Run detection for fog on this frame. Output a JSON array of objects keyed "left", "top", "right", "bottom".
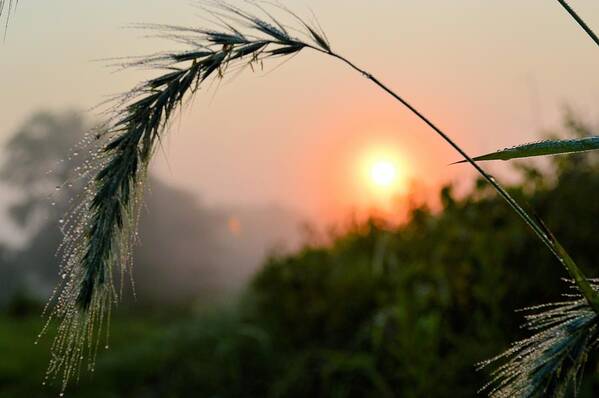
[{"left": 0, "top": 111, "right": 304, "bottom": 306}]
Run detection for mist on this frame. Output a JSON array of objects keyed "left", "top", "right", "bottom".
[{"left": 0, "top": 111, "right": 304, "bottom": 307}]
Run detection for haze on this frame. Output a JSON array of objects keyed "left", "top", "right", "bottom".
[{"left": 1, "top": 0, "right": 598, "bottom": 223}]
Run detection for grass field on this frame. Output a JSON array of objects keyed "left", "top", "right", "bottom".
[{"left": 0, "top": 312, "right": 175, "bottom": 397}]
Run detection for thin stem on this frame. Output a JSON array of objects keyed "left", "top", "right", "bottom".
[
  {"left": 556, "top": 0, "right": 599, "bottom": 48},
  {"left": 306, "top": 45, "right": 599, "bottom": 313}
]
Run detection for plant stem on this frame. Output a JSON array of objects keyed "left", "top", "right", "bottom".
[
  {"left": 307, "top": 45, "right": 599, "bottom": 313},
  {"left": 556, "top": 0, "right": 599, "bottom": 48}
]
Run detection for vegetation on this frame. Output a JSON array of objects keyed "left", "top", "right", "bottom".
[
  {"left": 2, "top": 0, "right": 597, "bottom": 396},
  {"left": 2, "top": 116, "right": 598, "bottom": 397},
  {"left": 0, "top": 0, "right": 17, "bottom": 33}
]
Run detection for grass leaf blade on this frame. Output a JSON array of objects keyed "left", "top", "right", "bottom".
[{"left": 454, "top": 136, "right": 599, "bottom": 163}]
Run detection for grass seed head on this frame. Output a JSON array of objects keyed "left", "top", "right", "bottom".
[{"left": 44, "top": 1, "right": 333, "bottom": 392}]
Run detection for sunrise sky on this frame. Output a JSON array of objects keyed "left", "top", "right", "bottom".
[{"left": 1, "top": 0, "right": 598, "bottom": 223}]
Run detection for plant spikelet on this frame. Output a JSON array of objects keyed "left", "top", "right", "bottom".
[
  {"left": 42, "top": 1, "right": 332, "bottom": 392},
  {"left": 480, "top": 280, "right": 599, "bottom": 398}
]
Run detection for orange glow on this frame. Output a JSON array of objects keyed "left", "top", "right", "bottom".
[
  {"left": 360, "top": 147, "right": 406, "bottom": 197},
  {"left": 227, "top": 216, "right": 242, "bottom": 236},
  {"left": 299, "top": 125, "right": 417, "bottom": 223},
  {"left": 370, "top": 161, "right": 397, "bottom": 187}
]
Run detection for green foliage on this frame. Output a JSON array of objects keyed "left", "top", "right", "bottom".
[
  {"left": 244, "top": 135, "right": 599, "bottom": 397},
  {"left": 21, "top": 0, "right": 596, "bottom": 394},
  {"left": 99, "top": 311, "right": 274, "bottom": 398},
  {"left": 456, "top": 136, "right": 599, "bottom": 163},
  {"left": 3, "top": 132, "right": 598, "bottom": 396},
  {"left": 481, "top": 287, "right": 599, "bottom": 398}
]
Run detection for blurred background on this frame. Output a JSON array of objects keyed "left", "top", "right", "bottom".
[{"left": 1, "top": 1, "right": 599, "bottom": 397}]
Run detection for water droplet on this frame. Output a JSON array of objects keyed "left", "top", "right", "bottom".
[
  {"left": 55, "top": 186, "right": 61, "bottom": 191},
  {"left": 104, "top": 345, "right": 109, "bottom": 350},
  {"left": 58, "top": 219, "right": 64, "bottom": 224}
]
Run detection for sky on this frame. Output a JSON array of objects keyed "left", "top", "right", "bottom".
[{"left": 1, "top": 0, "right": 598, "bottom": 224}]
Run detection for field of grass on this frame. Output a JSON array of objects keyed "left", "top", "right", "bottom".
[
  {"left": 0, "top": 312, "right": 175, "bottom": 397},
  {"left": 2, "top": 137, "right": 598, "bottom": 397}
]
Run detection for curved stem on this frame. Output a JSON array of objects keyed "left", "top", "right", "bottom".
[
  {"left": 306, "top": 45, "right": 599, "bottom": 312},
  {"left": 556, "top": 0, "right": 599, "bottom": 48}
]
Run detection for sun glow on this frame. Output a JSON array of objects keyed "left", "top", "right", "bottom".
[
  {"left": 324, "top": 139, "right": 411, "bottom": 221},
  {"left": 370, "top": 161, "right": 397, "bottom": 187},
  {"left": 361, "top": 148, "right": 405, "bottom": 195}
]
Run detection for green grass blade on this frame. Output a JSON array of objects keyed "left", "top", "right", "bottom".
[{"left": 454, "top": 136, "right": 599, "bottom": 163}]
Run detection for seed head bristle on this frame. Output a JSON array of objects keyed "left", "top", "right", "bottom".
[
  {"left": 480, "top": 280, "right": 599, "bottom": 397},
  {"left": 44, "top": 1, "right": 333, "bottom": 392},
  {"left": 1, "top": 0, "right": 18, "bottom": 35}
]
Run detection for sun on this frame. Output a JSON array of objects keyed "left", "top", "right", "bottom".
[
  {"left": 370, "top": 160, "right": 397, "bottom": 188},
  {"left": 354, "top": 144, "right": 408, "bottom": 203}
]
